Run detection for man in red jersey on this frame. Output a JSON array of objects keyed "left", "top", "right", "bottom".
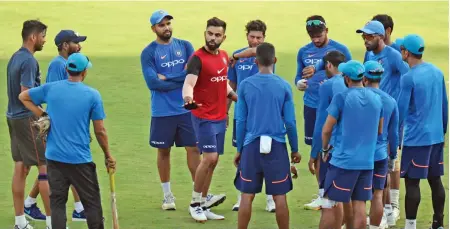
[{"left": 182, "top": 17, "right": 237, "bottom": 223}]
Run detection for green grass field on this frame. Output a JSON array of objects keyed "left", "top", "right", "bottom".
[{"left": 0, "top": 1, "right": 449, "bottom": 229}]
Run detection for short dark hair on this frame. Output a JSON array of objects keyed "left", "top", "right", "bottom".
[
  {"left": 245, "top": 20, "right": 267, "bottom": 36},
  {"left": 306, "top": 15, "right": 326, "bottom": 34},
  {"left": 256, "top": 42, "right": 275, "bottom": 67},
  {"left": 21, "top": 20, "right": 47, "bottom": 41},
  {"left": 400, "top": 46, "right": 423, "bottom": 59},
  {"left": 67, "top": 69, "right": 83, "bottom": 76},
  {"left": 366, "top": 77, "right": 382, "bottom": 83},
  {"left": 323, "top": 51, "right": 346, "bottom": 67},
  {"left": 206, "top": 17, "right": 227, "bottom": 32},
  {"left": 372, "top": 14, "right": 394, "bottom": 33}
]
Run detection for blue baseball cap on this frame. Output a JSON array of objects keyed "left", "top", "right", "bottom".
[
  {"left": 398, "top": 34, "right": 425, "bottom": 55},
  {"left": 54, "top": 30, "right": 87, "bottom": 46},
  {"left": 356, "top": 21, "right": 385, "bottom": 36},
  {"left": 67, "top": 53, "right": 92, "bottom": 72},
  {"left": 150, "top": 10, "right": 173, "bottom": 26},
  {"left": 363, "top": 61, "right": 384, "bottom": 79},
  {"left": 338, "top": 60, "right": 365, "bottom": 80}
]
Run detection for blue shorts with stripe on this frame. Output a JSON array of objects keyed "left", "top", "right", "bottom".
[
  {"left": 400, "top": 143, "right": 444, "bottom": 179},
  {"left": 234, "top": 137, "right": 293, "bottom": 195},
  {"left": 373, "top": 158, "right": 388, "bottom": 190}
]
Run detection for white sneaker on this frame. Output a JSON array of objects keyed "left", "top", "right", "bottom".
[
  {"left": 232, "top": 195, "right": 241, "bottom": 211},
  {"left": 204, "top": 193, "right": 226, "bottom": 209},
  {"left": 189, "top": 205, "right": 207, "bottom": 223},
  {"left": 162, "top": 193, "right": 176, "bottom": 210},
  {"left": 387, "top": 207, "right": 400, "bottom": 226},
  {"left": 15, "top": 224, "right": 33, "bottom": 229},
  {"left": 303, "top": 195, "right": 322, "bottom": 210},
  {"left": 204, "top": 209, "right": 225, "bottom": 220},
  {"left": 379, "top": 212, "right": 389, "bottom": 229},
  {"left": 265, "top": 198, "right": 276, "bottom": 213}
]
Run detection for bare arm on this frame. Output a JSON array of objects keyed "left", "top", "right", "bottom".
[
  {"left": 93, "top": 120, "right": 112, "bottom": 158},
  {"left": 182, "top": 74, "right": 198, "bottom": 102},
  {"left": 18, "top": 90, "right": 45, "bottom": 117},
  {"left": 227, "top": 82, "right": 238, "bottom": 102}
]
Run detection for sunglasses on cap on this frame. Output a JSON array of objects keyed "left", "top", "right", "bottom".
[
  {"left": 368, "top": 69, "right": 384, "bottom": 76},
  {"left": 306, "top": 20, "right": 326, "bottom": 27}
]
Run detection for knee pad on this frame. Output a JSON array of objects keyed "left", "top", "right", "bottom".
[
  {"left": 321, "top": 198, "right": 338, "bottom": 209},
  {"left": 38, "top": 173, "right": 48, "bottom": 181}
]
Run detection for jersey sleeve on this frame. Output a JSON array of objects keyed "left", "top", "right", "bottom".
[
  {"left": 441, "top": 75, "right": 448, "bottom": 135},
  {"left": 46, "top": 61, "right": 67, "bottom": 83},
  {"left": 397, "top": 73, "right": 413, "bottom": 126},
  {"left": 228, "top": 52, "right": 238, "bottom": 83},
  {"left": 186, "top": 55, "right": 202, "bottom": 76},
  {"left": 235, "top": 82, "right": 248, "bottom": 153},
  {"left": 294, "top": 48, "right": 305, "bottom": 85},
  {"left": 388, "top": 99, "right": 399, "bottom": 159},
  {"left": 28, "top": 84, "right": 49, "bottom": 106},
  {"left": 392, "top": 51, "right": 409, "bottom": 78},
  {"left": 91, "top": 90, "right": 106, "bottom": 121},
  {"left": 20, "top": 57, "right": 37, "bottom": 88},
  {"left": 327, "top": 92, "right": 344, "bottom": 120},
  {"left": 282, "top": 83, "right": 299, "bottom": 153},
  {"left": 337, "top": 44, "right": 352, "bottom": 61}
]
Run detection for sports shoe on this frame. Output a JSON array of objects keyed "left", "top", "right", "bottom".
[
  {"left": 162, "top": 193, "right": 176, "bottom": 210},
  {"left": 204, "top": 193, "right": 226, "bottom": 209},
  {"left": 204, "top": 209, "right": 225, "bottom": 220},
  {"left": 379, "top": 213, "right": 388, "bottom": 229},
  {"left": 14, "top": 223, "right": 33, "bottom": 229},
  {"left": 232, "top": 195, "right": 241, "bottom": 211},
  {"left": 303, "top": 195, "right": 322, "bottom": 210},
  {"left": 387, "top": 207, "right": 400, "bottom": 226},
  {"left": 24, "top": 203, "right": 46, "bottom": 221},
  {"left": 265, "top": 198, "right": 276, "bottom": 213},
  {"left": 189, "top": 205, "right": 207, "bottom": 223},
  {"left": 72, "top": 209, "right": 87, "bottom": 221}
]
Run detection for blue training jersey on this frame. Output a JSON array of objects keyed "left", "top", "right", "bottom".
[
  {"left": 295, "top": 39, "right": 352, "bottom": 108},
  {"left": 236, "top": 73, "right": 298, "bottom": 153},
  {"left": 327, "top": 87, "right": 383, "bottom": 170},
  {"left": 29, "top": 80, "right": 106, "bottom": 164},
  {"left": 140, "top": 38, "right": 194, "bottom": 117},
  {"left": 398, "top": 62, "right": 448, "bottom": 146},
  {"left": 310, "top": 74, "right": 347, "bottom": 159},
  {"left": 364, "top": 45, "right": 409, "bottom": 101},
  {"left": 46, "top": 55, "right": 68, "bottom": 83},
  {"left": 368, "top": 88, "right": 399, "bottom": 161}
]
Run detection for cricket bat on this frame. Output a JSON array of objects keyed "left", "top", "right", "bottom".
[{"left": 109, "top": 170, "right": 119, "bottom": 229}]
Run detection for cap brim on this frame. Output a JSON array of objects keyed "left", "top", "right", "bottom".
[
  {"left": 73, "top": 36, "right": 87, "bottom": 43},
  {"left": 356, "top": 28, "right": 375, "bottom": 34},
  {"left": 86, "top": 61, "right": 92, "bottom": 69}
]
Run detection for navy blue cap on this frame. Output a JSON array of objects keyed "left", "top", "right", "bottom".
[
  {"left": 150, "top": 10, "right": 173, "bottom": 26},
  {"left": 364, "top": 61, "right": 384, "bottom": 79},
  {"left": 356, "top": 21, "right": 385, "bottom": 36},
  {"left": 54, "top": 30, "right": 87, "bottom": 46},
  {"left": 67, "top": 53, "right": 92, "bottom": 72},
  {"left": 338, "top": 60, "right": 365, "bottom": 80}
]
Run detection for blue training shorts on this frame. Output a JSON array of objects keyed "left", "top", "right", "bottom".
[
  {"left": 303, "top": 105, "right": 316, "bottom": 146},
  {"left": 191, "top": 115, "right": 227, "bottom": 155},
  {"left": 149, "top": 112, "right": 197, "bottom": 148},
  {"left": 373, "top": 158, "right": 388, "bottom": 190},
  {"left": 400, "top": 143, "right": 444, "bottom": 179}
]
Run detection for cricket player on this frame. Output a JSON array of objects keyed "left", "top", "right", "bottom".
[
  {"left": 26, "top": 29, "right": 88, "bottom": 222},
  {"left": 372, "top": 14, "right": 401, "bottom": 52},
  {"left": 295, "top": 15, "right": 352, "bottom": 211},
  {"left": 183, "top": 17, "right": 237, "bottom": 222},
  {"left": 397, "top": 34, "right": 448, "bottom": 229},
  {"left": 19, "top": 53, "right": 116, "bottom": 229},
  {"left": 6, "top": 19, "right": 51, "bottom": 229},
  {"left": 227, "top": 19, "right": 276, "bottom": 213},
  {"left": 319, "top": 60, "right": 383, "bottom": 229},
  {"left": 363, "top": 61, "right": 399, "bottom": 229},
  {"left": 233, "top": 42, "right": 300, "bottom": 229},
  {"left": 308, "top": 50, "right": 347, "bottom": 210},
  {"left": 357, "top": 20, "right": 409, "bottom": 225}
]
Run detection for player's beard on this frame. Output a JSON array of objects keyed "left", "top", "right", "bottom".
[
  {"left": 365, "top": 39, "right": 379, "bottom": 51},
  {"left": 157, "top": 30, "right": 172, "bottom": 42},
  {"left": 34, "top": 42, "right": 44, "bottom": 52}
]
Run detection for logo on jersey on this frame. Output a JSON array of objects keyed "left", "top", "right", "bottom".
[
  {"left": 237, "top": 65, "right": 253, "bottom": 71},
  {"left": 175, "top": 50, "right": 182, "bottom": 57},
  {"left": 217, "top": 67, "right": 226, "bottom": 74},
  {"left": 161, "top": 59, "right": 185, "bottom": 67},
  {"left": 307, "top": 53, "right": 316, "bottom": 57},
  {"left": 160, "top": 55, "right": 167, "bottom": 59},
  {"left": 304, "top": 58, "right": 320, "bottom": 65},
  {"left": 211, "top": 76, "right": 227, "bottom": 82},
  {"left": 222, "top": 57, "right": 228, "bottom": 65},
  {"left": 378, "top": 59, "right": 383, "bottom": 65}
]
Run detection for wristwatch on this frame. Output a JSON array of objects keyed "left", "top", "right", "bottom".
[{"left": 232, "top": 53, "right": 239, "bottom": 60}]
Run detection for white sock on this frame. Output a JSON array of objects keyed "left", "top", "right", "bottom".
[
  {"left": 201, "top": 197, "right": 207, "bottom": 207},
  {"left": 15, "top": 215, "right": 27, "bottom": 227},
  {"left": 390, "top": 189, "right": 400, "bottom": 208},
  {"left": 161, "top": 182, "right": 171, "bottom": 195},
  {"left": 369, "top": 225, "right": 379, "bottom": 229},
  {"left": 191, "top": 191, "right": 202, "bottom": 204},
  {"left": 266, "top": 195, "right": 273, "bottom": 201},
  {"left": 319, "top": 189, "right": 324, "bottom": 198},
  {"left": 74, "top": 201, "right": 84, "bottom": 213},
  {"left": 24, "top": 196, "right": 36, "bottom": 208},
  {"left": 46, "top": 216, "right": 52, "bottom": 228},
  {"left": 384, "top": 204, "right": 393, "bottom": 213},
  {"left": 405, "top": 219, "right": 416, "bottom": 229}
]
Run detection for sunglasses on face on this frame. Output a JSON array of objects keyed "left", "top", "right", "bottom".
[{"left": 361, "top": 34, "right": 376, "bottom": 41}]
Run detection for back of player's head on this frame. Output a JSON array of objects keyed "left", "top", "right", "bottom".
[
  {"left": 256, "top": 42, "right": 275, "bottom": 67},
  {"left": 306, "top": 15, "right": 326, "bottom": 34},
  {"left": 338, "top": 60, "right": 365, "bottom": 82},
  {"left": 363, "top": 60, "right": 384, "bottom": 83},
  {"left": 66, "top": 53, "right": 92, "bottom": 76},
  {"left": 206, "top": 17, "right": 227, "bottom": 32},
  {"left": 245, "top": 20, "right": 267, "bottom": 36},
  {"left": 323, "top": 51, "right": 346, "bottom": 68},
  {"left": 372, "top": 14, "right": 394, "bottom": 33},
  {"left": 399, "top": 34, "right": 425, "bottom": 59},
  {"left": 21, "top": 20, "right": 47, "bottom": 41}
]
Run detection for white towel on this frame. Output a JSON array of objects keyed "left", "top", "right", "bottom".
[{"left": 260, "top": 136, "right": 272, "bottom": 154}]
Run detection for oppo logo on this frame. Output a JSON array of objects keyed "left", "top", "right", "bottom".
[
  {"left": 211, "top": 76, "right": 227, "bottom": 82},
  {"left": 203, "top": 145, "right": 217, "bottom": 149},
  {"left": 238, "top": 65, "right": 253, "bottom": 70},
  {"left": 151, "top": 141, "right": 165, "bottom": 145},
  {"left": 304, "top": 59, "right": 320, "bottom": 65},
  {"left": 161, "top": 59, "right": 185, "bottom": 67}
]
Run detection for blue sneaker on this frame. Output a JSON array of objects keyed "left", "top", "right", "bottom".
[
  {"left": 24, "top": 203, "right": 46, "bottom": 221},
  {"left": 72, "top": 210, "right": 87, "bottom": 221}
]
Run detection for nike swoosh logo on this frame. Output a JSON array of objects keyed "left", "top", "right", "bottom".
[
  {"left": 308, "top": 54, "right": 315, "bottom": 57},
  {"left": 161, "top": 55, "right": 167, "bottom": 59},
  {"left": 217, "top": 68, "right": 225, "bottom": 74},
  {"left": 24, "top": 209, "right": 31, "bottom": 214}
]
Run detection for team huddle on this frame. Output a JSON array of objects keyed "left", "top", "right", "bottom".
[{"left": 4, "top": 8, "right": 448, "bottom": 229}]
